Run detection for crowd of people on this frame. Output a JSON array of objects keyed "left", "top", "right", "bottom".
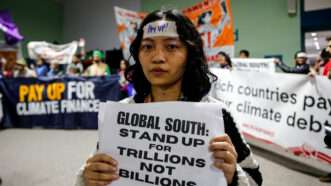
[
  {"left": 0, "top": 51, "right": 112, "bottom": 78},
  {"left": 0, "top": 46, "right": 133, "bottom": 98},
  {"left": 1, "top": 38, "right": 331, "bottom": 80},
  {"left": 273, "top": 36, "right": 331, "bottom": 79},
  {"left": 208, "top": 37, "right": 331, "bottom": 81}
]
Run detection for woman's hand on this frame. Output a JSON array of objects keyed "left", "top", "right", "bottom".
[
  {"left": 209, "top": 134, "right": 238, "bottom": 184},
  {"left": 83, "top": 153, "right": 119, "bottom": 186}
]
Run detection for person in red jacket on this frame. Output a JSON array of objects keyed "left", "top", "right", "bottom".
[{"left": 322, "top": 36, "right": 331, "bottom": 79}]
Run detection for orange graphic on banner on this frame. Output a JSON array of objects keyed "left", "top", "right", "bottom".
[
  {"left": 183, "top": 0, "right": 234, "bottom": 48},
  {"left": 115, "top": 0, "right": 234, "bottom": 60}
]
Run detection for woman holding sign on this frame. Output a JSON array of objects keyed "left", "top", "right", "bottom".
[{"left": 77, "top": 10, "right": 262, "bottom": 186}]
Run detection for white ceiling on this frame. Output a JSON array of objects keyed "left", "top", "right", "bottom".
[
  {"left": 304, "top": 0, "right": 331, "bottom": 11},
  {"left": 305, "top": 30, "right": 331, "bottom": 56}
]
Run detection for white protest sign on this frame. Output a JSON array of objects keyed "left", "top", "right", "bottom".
[
  {"left": 210, "top": 68, "right": 331, "bottom": 167},
  {"left": 231, "top": 58, "right": 275, "bottom": 72},
  {"left": 99, "top": 101, "right": 227, "bottom": 186},
  {"left": 27, "top": 41, "right": 78, "bottom": 64}
]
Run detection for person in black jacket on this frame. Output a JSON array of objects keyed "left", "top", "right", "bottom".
[
  {"left": 77, "top": 9, "right": 262, "bottom": 186},
  {"left": 275, "top": 51, "right": 310, "bottom": 74}
]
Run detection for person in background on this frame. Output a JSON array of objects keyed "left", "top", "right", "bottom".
[
  {"left": 13, "top": 59, "right": 36, "bottom": 77},
  {"left": 84, "top": 50, "right": 111, "bottom": 76},
  {"left": 34, "top": 56, "right": 49, "bottom": 77},
  {"left": 239, "top": 49, "right": 249, "bottom": 58},
  {"left": 67, "top": 54, "right": 84, "bottom": 76},
  {"left": 118, "top": 59, "right": 130, "bottom": 99},
  {"left": 322, "top": 36, "right": 331, "bottom": 79},
  {"left": 308, "top": 59, "right": 321, "bottom": 77},
  {"left": 274, "top": 51, "right": 310, "bottom": 74},
  {"left": 0, "top": 57, "right": 4, "bottom": 76},
  {"left": 47, "top": 63, "right": 64, "bottom": 77},
  {"left": 2, "top": 57, "right": 15, "bottom": 78},
  {"left": 78, "top": 38, "right": 86, "bottom": 58},
  {"left": 307, "top": 43, "right": 330, "bottom": 186},
  {"left": 319, "top": 48, "right": 331, "bottom": 67},
  {"left": 216, "top": 51, "right": 232, "bottom": 69},
  {"left": 307, "top": 37, "right": 331, "bottom": 182},
  {"left": 77, "top": 9, "right": 262, "bottom": 186}
]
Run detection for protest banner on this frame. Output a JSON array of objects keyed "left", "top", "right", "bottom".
[
  {"left": 114, "top": 0, "right": 234, "bottom": 62},
  {"left": 0, "top": 76, "right": 121, "bottom": 129},
  {"left": 99, "top": 101, "right": 227, "bottom": 186},
  {"left": 183, "top": 0, "right": 234, "bottom": 61},
  {"left": 231, "top": 58, "right": 276, "bottom": 72},
  {"left": 27, "top": 41, "right": 78, "bottom": 64},
  {"left": 114, "top": 6, "right": 145, "bottom": 61},
  {"left": 210, "top": 68, "right": 331, "bottom": 169}
]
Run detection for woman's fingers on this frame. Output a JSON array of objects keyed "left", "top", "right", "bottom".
[
  {"left": 87, "top": 153, "right": 118, "bottom": 166},
  {"left": 212, "top": 152, "right": 237, "bottom": 184},
  {"left": 209, "top": 135, "right": 238, "bottom": 160},
  {"left": 210, "top": 134, "right": 233, "bottom": 145},
  {"left": 212, "top": 150, "right": 236, "bottom": 164},
  {"left": 83, "top": 153, "right": 120, "bottom": 186},
  {"left": 86, "top": 162, "right": 117, "bottom": 173},
  {"left": 84, "top": 171, "right": 119, "bottom": 182},
  {"left": 85, "top": 179, "right": 111, "bottom": 186},
  {"left": 213, "top": 160, "right": 233, "bottom": 171},
  {"left": 209, "top": 134, "right": 238, "bottom": 184},
  {"left": 210, "top": 142, "right": 237, "bottom": 159}
]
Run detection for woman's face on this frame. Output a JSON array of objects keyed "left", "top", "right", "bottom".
[
  {"left": 120, "top": 60, "right": 127, "bottom": 70},
  {"left": 216, "top": 54, "right": 227, "bottom": 65},
  {"left": 296, "top": 57, "right": 306, "bottom": 65},
  {"left": 138, "top": 36, "right": 188, "bottom": 88},
  {"left": 93, "top": 55, "right": 101, "bottom": 63},
  {"left": 327, "top": 40, "right": 331, "bottom": 53}
]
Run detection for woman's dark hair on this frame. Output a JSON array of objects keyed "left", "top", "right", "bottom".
[
  {"left": 120, "top": 59, "right": 130, "bottom": 69},
  {"left": 125, "top": 9, "right": 216, "bottom": 102},
  {"left": 320, "top": 48, "right": 331, "bottom": 65},
  {"left": 217, "top": 51, "right": 232, "bottom": 67},
  {"left": 239, "top": 49, "right": 249, "bottom": 57}
]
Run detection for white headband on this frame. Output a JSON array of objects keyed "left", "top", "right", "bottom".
[
  {"left": 296, "top": 52, "right": 307, "bottom": 58},
  {"left": 143, "top": 20, "right": 179, "bottom": 38}
]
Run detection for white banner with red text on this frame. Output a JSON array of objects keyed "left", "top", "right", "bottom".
[{"left": 210, "top": 68, "right": 331, "bottom": 168}]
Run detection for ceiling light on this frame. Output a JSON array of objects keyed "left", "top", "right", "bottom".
[{"left": 314, "top": 41, "right": 320, "bottom": 50}]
